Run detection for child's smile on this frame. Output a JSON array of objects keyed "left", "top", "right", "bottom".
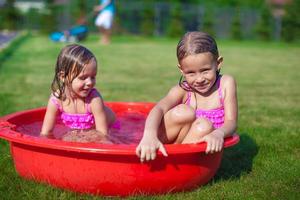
[{"left": 180, "top": 52, "right": 221, "bottom": 94}]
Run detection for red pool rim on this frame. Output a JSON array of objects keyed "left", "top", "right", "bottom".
[{"left": 0, "top": 104, "right": 240, "bottom": 156}]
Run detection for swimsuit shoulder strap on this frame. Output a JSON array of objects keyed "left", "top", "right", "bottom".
[
  {"left": 184, "top": 91, "right": 192, "bottom": 105},
  {"left": 217, "top": 76, "right": 224, "bottom": 106},
  {"left": 50, "top": 94, "right": 63, "bottom": 112}
]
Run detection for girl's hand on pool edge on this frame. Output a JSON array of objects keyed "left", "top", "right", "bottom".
[
  {"left": 135, "top": 136, "right": 168, "bottom": 162},
  {"left": 198, "top": 129, "right": 224, "bottom": 154}
]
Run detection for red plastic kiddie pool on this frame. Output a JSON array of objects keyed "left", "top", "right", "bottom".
[{"left": 0, "top": 102, "right": 239, "bottom": 197}]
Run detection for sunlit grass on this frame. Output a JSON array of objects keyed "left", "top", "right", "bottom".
[{"left": 0, "top": 34, "right": 299, "bottom": 199}]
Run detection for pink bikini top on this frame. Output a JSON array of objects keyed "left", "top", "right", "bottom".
[
  {"left": 185, "top": 77, "right": 224, "bottom": 128},
  {"left": 50, "top": 89, "right": 96, "bottom": 130}
]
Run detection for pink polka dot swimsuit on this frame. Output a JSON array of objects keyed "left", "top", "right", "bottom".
[
  {"left": 185, "top": 76, "right": 224, "bottom": 128},
  {"left": 50, "top": 89, "right": 96, "bottom": 129}
]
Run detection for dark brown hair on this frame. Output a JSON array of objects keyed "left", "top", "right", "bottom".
[
  {"left": 176, "top": 31, "right": 219, "bottom": 64},
  {"left": 51, "top": 44, "right": 96, "bottom": 100}
]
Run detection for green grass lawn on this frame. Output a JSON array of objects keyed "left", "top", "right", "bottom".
[{"left": 0, "top": 34, "right": 299, "bottom": 199}]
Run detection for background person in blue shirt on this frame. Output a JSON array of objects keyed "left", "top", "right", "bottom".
[{"left": 94, "top": 0, "right": 115, "bottom": 45}]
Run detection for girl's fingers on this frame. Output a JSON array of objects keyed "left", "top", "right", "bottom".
[
  {"left": 135, "top": 146, "right": 141, "bottom": 157},
  {"left": 136, "top": 145, "right": 153, "bottom": 162},
  {"left": 210, "top": 141, "right": 216, "bottom": 154},
  {"left": 140, "top": 148, "right": 147, "bottom": 162},
  {"left": 205, "top": 136, "right": 226, "bottom": 153},
  {"left": 206, "top": 141, "right": 211, "bottom": 154},
  {"left": 150, "top": 150, "right": 156, "bottom": 160},
  {"left": 137, "top": 143, "right": 168, "bottom": 162},
  {"left": 208, "top": 140, "right": 218, "bottom": 154},
  {"left": 159, "top": 144, "right": 168, "bottom": 157},
  {"left": 217, "top": 141, "right": 223, "bottom": 152},
  {"left": 215, "top": 143, "right": 220, "bottom": 152},
  {"left": 145, "top": 149, "right": 151, "bottom": 161}
]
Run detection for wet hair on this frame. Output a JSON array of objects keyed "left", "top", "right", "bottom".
[
  {"left": 177, "top": 31, "right": 219, "bottom": 63},
  {"left": 177, "top": 32, "right": 220, "bottom": 91},
  {"left": 51, "top": 44, "right": 96, "bottom": 100}
]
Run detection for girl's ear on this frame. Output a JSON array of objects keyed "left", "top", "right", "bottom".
[
  {"left": 217, "top": 56, "right": 223, "bottom": 71},
  {"left": 178, "top": 63, "right": 184, "bottom": 74}
]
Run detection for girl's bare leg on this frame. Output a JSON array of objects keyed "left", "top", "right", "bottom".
[
  {"left": 182, "top": 117, "right": 214, "bottom": 144},
  {"left": 99, "top": 27, "right": 111, "bottom": 45},
  {"left": 158, "top": 104, "right": 195, "bottom": 143}
]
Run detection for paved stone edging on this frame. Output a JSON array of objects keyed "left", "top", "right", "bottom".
[{"left": 0, "top": 31, "right": 18, "bottom": 49}]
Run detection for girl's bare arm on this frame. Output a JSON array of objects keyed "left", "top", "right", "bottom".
[
  {"left": 40, "top": 98, "right": 58, "bottom": 137},
  {"left": 136, "top": 85, "right": 185, "bottom": 161},
  {"left": 90, "top": 91, "right": 109, "bottom": 136}
]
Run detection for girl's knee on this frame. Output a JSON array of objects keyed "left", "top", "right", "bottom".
[
  {"left": 181, "top": 117, "right": 214, "bottom": 144},
  {"left": 192, "top": 117, "right": 214, "bottom": 134},
  {"left": 169, "top": 104, "right": 195, "bottom": 123}
]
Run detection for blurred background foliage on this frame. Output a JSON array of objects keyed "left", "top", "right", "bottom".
[{"left": 0, "top": 0, "right": 299, "bottom": 42}]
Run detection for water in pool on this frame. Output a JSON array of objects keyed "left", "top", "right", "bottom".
[{"left": 16, "top": 112, "right": 146, "bottom": 144}]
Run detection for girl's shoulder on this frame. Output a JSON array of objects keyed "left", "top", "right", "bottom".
[
  {"left": 50, "top": 90, "right": 62, "bottom": 100},
  {"left": 169, "top": 84, "right": 186, "bottom": 95},
  {"left": 87, "top": 88, "right": 103, "bottom": 104},
  {"left": 49, "top": 92, "right": 62, "bottom": 111},
  {"left": 87, "top": 88, "right": 105, "bottom": 113},
  {"left": 50, "top": 92, "right": 61, "bottom": 102},
  {"left": 220, "top": 74, "right": 236, "bottom": 88},
  {"left": 158, "top": 84, "right": 187, "bottom": 108},
  {"left": 219, "top": 74, "right": 237, "bottom": 99},
  {"left": 89, "top": 88, "right": 101, "bottom": 98},
  {"left": 165, "top": 84, "right": 188, "bottom": 102}
]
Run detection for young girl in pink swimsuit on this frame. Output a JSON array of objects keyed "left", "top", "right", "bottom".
[
  {"left": 40, "top": 44, "right": 116, "bottom": 142},
  {"left": 136, "top": 31, "right": 238, "bottom": 162}
]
